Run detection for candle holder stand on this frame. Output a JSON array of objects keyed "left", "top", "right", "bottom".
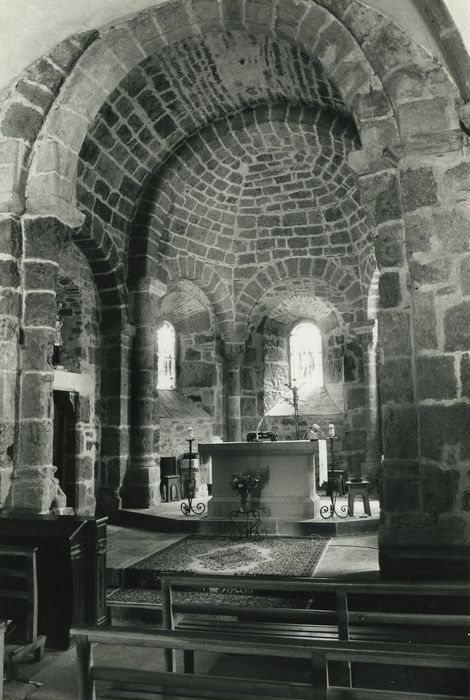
[
  {"left": 180, "top": 438, "right": 206, "bottom": 516},
  {"left": 320, "top": 436, "right": 349, "bottom": 519}
]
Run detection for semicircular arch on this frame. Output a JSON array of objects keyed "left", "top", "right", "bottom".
[{"left": 23, "top": 0, "right": 460, "bottom": 220}]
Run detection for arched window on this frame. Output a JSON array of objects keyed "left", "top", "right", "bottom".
[
  {"left": 289, "top": 322, "right": 323, "bottom": 388},
  {"left": 157, "top": 321, "right": 176, "bottom": 390}
]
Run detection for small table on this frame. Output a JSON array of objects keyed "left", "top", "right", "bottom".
[{"left": 346, "top": 480, "right": 371, "bottom": 516}]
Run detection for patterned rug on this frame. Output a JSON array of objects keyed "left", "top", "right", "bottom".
[{"left": 123, "top": 535, "right": 329, "bottom": 589}]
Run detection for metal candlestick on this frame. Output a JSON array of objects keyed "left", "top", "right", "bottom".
[
  {"left": 320, "top": 436, "right": 349, "bottom": 519},
  {"left": 180, "top": 437, "right": 206, "bottom": 516},
  {"left": 285, "top": 382, "right": 300, "bottom": 439}
]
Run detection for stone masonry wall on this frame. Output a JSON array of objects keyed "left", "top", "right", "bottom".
[
  {"left": 0, "top": 216, "right": 20, "bottom": 506},
  {"left": 55, "top": 240, "right": 100, "bottom": 515},
  {"left": 379, "top": 152, "right": 470, "bottom": 568}
]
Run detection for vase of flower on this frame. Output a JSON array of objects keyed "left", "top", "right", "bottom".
[
  {"left": 230, "top": 472, "right": 262, "bottom": 513},
  {"left": 239, "top": 491, "right": 252, "bottom": 512}
]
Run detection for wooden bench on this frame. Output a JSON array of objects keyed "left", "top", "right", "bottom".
[
  {"left": 156, "top": 572, "right": 470, "bottom": 672},
  {"left": 72, "top": 624, "right": 470, "bottom": 700},
  {"left": 0, "top": 545, "right": 46, "bottom": 679}
]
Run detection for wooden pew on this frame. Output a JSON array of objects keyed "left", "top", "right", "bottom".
[
  {"left": 72, "top": 624, "right": 470, "bottom": 700},
  {"left": 0, "top": 545, "right": 46, "bottom": 679},
  {"left": 156, "top": 572, "right": 470, "bottom": 672}
]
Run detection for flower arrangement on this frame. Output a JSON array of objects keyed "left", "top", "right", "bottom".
[{"left": 230, "top": 472, "right": 261, "bottom": 494}]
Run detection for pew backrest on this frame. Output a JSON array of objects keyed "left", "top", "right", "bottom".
[
  {"left": 159, "top": 571, "right": 470, "bottom": 644},
  {"left": 72, "top": 625, "right": 470, "bottom": 700},
  {"left": 0, "top": 545, "right": 38, "bottom": 644}
]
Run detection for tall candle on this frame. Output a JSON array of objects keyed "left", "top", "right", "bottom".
[
  {"left": 188, "top": 426, "right": 194, "bottom": 439},
  {"left": 328, "top": 423, "right": 335, "bottom": 437}
]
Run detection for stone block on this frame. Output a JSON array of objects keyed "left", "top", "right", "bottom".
[
  {"left": 244, "top": 0, "right": 275, "bottom": 31},
  {"left": 101, "top": 426, "right": 128, "bottom": 456},
  {"left": 128, "top": 12, "right": 167, "bottom": 54},
  {"left": 1, "top": 103, "right": 43, "bottom": 143},
  {"left": 460, "top": 255, "right": 470, "bottom": 295},
  {"left": 24, "top": 292, "right": 56, "bottom": 327},
  {"left": 17, "top": 421, "right": 53, "bottom": 466},
  {"left": 379, "top": 271, "right": 401, "bottom": 308},
  {"left": 21, "top": 374, "right": 53, "bottom": 420},
  {"left": 342, "top": 430, "right": 366, "bottom": 451},
  {"left": 412, "top": 291, "right": 437, "bottom": 351},
  {"left": 367, "top": 172, "right": 401, "bottom": 225},
  {"left": 444, "top": 301, "right": 470, "bottom": 352},
  {"left": 276, "top": 0, "right": 312, "bottom": 41},
  {"left": 240, "top": 396, "right": 257, "bottom": 416},
  {"left": 44, "top": 106, "right": 87, "bottom": 153},
  {"left": 16, "top": 80, "right": 54, "bottom": 112},
  {"left": 375, "top": 223, "right": 404, "bottom": 267},
  {"left": 460, "top": 354, "right": 470, "bottom": 398},
  {"left": 346, "top": 386, "right": 366, "bottom": 410},
  {"left": 179, "top": 362, "right": 215, "bottom": 388},
  {"left": 382, "top": 478, "right": 420, "bottom": 512},
  {"left": 0, "top": 216, "right": 21, "bottom": 258},
  {"left": 382, "top": 405, "right": 418, "bottom": 460},
  {"left": 0, "top": 260, "right": 19, "bottom": 288},
  {"left": 326, "top": 1, "right": 386, "bottom": 44},
  {"left": 397, "top": 98, "right": 451, "bottom": 140},
  {"left": 422, "top": 464, "right": 459, "bottom": 515},
  {"left": 379, "top": 311, "right": 412, "bottom": 358},
  {"left": 24, "top": 261, "right": 57, "bottom": 290},
  {"left": 401, "top": 167, "right": 438, "bottom": 212},
  {"left": 404, "top": 212, "right": 433, "bottom": 254},
  {"left": 22, "top": 328, "right": 53, "bottom": 369},
  {"left": 23, "top": 217, "right": 65, "bottom": 260},
  {"left": 408, "top": 258, "right": 453, "bottom": 286},
  {"left": 417, "top": 355, "right": 457, "bottom": 400},
  {"left": 315, "top": 18, "right": 357, "bottom": 72},
  {"left": 419, "top": 403, "right": 470, "bottom": 460},
  {"left": 153, "top": 1, "right": 193, "bottom": 42},
  {"left": 380, "top": 358, "right": 413, "bottom": 404}
]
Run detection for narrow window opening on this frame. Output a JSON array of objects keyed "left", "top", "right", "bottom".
[
  {"left": 289, "top": 322, "right": 323, "bottom": 388},
  {"left": 157, "top": 321, "right": 176, "bottom": 390}
]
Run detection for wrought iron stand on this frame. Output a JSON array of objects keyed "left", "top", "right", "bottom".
[
  {"left": 320, "top": 436, "right": 349, "bottom": 519},
  {"left": 180, "top": 437, "right": 206, "bottom": 516},
  {"left": 230, "top": 506, "right": 262, "bottom": 539}
]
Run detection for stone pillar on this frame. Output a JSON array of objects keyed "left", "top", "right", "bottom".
[
  {"left": 349, "top": 148, "right": 420, "bottom": 574},
  {"left": 98, "top": 319, "right": 131, "bottom": 514},
  {"left": 389, "top": 146, "right": 470, "bottom": 578},
  {"left": 0, "top": 215, "right": 21, "bottom": 506},
  {"left": 354, "top": 322, "right": 382, "bottom": 484},
  {"left": 9, "top": 216, "right": 75, "bottom": 512},
  {"left": 223, "top": 338, "right": 246, "bottom": 442},
  {"left": 121, "top": 278, "right": 166, "bottom": 509}
]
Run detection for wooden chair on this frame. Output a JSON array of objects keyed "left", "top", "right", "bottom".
[
  {"left": 160, "top": 457, "right": 181, "bottom": 501},
  {"left": 0, "top": 545, "right": 46, "bottom": 679}
]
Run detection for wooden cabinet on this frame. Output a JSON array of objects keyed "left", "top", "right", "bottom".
[{"left": 0, "top": 515, "right": 107, "bottom": 649}]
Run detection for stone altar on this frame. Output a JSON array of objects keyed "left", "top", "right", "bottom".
[{"left": 198, "top": 441, "right": 319, "bottom": 520}]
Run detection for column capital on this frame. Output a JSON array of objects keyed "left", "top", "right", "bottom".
[
  {"left": 349, "top": 320, "right": 376, "bottom": 353},
  {"left": 25, "top": 199, "right": 85, "bottom": 229},
  {"left": 348, "top": 147, "right": 398, "bottom": 178},
  {"left": 222, "top": 338, "right": 246, "bottom": 366},
  {"left": 131, "top": 277, "right": 167, "bottom": 298}
]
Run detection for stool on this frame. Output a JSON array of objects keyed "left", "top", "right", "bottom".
[
  {"left": 347, "top": 480, "right": 371, "bottom": 516},
  {"left": 163, "top": 475, "right": 181, "bottom": 502}
]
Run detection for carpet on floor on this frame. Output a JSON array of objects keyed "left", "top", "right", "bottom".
[{"left": 122, "top": 535, "right": 329, "bottom": 589}]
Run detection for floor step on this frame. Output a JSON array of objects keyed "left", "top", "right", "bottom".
[{"left": 112, "top": 508, "right": 379, "bottom": 537}]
